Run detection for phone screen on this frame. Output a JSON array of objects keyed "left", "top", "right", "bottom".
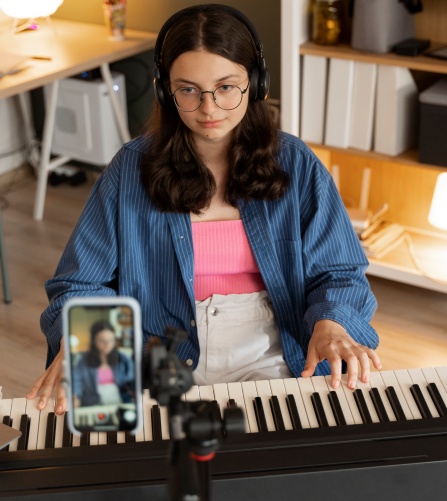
[{"left": 62, "top": 297, "right": 142, "bottom": 435}]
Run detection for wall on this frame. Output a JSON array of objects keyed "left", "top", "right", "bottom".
[{"left": 53, "top": 0, "right": 281, "bottom": 99}]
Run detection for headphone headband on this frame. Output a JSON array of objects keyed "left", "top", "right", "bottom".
[{"left": 153, "top": 4, "right": 270, "bottom": 108}]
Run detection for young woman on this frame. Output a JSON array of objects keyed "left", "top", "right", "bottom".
[{"left": 28, "top": 4, "right": 381, "bottom": 415}]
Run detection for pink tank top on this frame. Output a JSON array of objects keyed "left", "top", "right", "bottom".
[{"left": 192, "top": 220, "right": 266, "bottom": 301}]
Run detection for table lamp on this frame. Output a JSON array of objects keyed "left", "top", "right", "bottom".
[
  {"left": 428, "top": 172, "right": 447, "bottom": 231},
  {"left": 0, "top": 0, "right": 64, "bottom": 32}
]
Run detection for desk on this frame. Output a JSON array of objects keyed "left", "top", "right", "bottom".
[{"left": 0, "top": 19, "right": 157, "bottom": 220}]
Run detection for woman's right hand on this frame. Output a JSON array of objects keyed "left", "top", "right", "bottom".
[{"left": 26, "top": 345, "right": 67, "bottom": 415}]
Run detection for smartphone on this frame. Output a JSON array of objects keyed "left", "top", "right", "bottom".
[{"left": 62, "top": 296, "right": 142, "bottom": 435}]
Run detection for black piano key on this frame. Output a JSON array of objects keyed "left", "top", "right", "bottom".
[
  {"left": 353, "top": 389, "right": 373, "bottom": 424},
  {"left": 45, "top": 412, "right": 57, "bottom": 449},
  {"left": 227, "top": 398, "right": 238, "bottom": 408},
  {"left": 151, "top": 405, "right": 163, "bottom": 441},
  {"left": 62, "top": 414, "right": 73, "bottom": 448},
  {"left": 311, "top": 392, "right": 329, "bottom": 428},
  {"left": 427, "top": 382, "right": 447, "bottom": 417},
  {"left": 328, "top": 391, "right": 347, "bottom": 426},
  {"left": 253, "top": 397, "right": 269, "bottom": 432},
  {"left": 80, "top": 433, "right": 90, "bottom": 446},
  {"left": 269, "top": 396, "right": 286, "bottom": 431},
  {"left": 125, "top": 431, "right": 136, "bottom": 443},
  {"left": 107, "top": 432, "right": 118, "bottom": 444},
  {"left": 285, "top": 394, "right": 302, "bottom": 430},
  {"left": 410, "top": 384, "right": 433, "bottom": 419},
  {"left": 17, "top": 415, "right": 30, "bottom": 450},
  {"left": 211, "top": 400, "right": 221, "bottom": 416},
  {"left": 369, "top": 388, "right": 390, "bottom": 422},
  {"left": 385, "top": 386, "right": 407, "bottom": 421}
]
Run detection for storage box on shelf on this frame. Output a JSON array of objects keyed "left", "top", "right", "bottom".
[{"left": 281, "top": 0, "right": 447, "bottom": 294}]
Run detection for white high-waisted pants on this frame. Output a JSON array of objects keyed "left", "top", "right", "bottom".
[{"left": 193, "top": 291, "right": 292, "bottom": 386}]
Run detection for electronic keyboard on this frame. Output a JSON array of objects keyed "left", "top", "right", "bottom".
[{"left": 1, "top": 367, "right": 447, "bottom": 500}]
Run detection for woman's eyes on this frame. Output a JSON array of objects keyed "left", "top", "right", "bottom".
[
  {"left": 218, "top": 85, "right": 234, "bottom": 92},
  {"left": 179, "top": 87, "right": 200, "bottom": 95}
]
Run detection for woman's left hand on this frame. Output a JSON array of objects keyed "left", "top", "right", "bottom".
[{"left": 301, "top": 319, "right": 382, "bottom": 390}]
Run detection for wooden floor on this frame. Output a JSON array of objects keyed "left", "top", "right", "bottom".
[{"left": 0, "top": 171, "right": 446, "bottom": 400}]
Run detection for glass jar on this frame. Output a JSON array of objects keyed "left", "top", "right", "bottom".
[{"left": 312, "top": 0, "right": 343, "bottom": 45}]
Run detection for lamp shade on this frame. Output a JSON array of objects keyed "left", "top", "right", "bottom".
[
  {"left": 0, "top": 0, "right": 63, "bottom": 19},
  {"left": 428, "top": 172, "right": 447, "bottom": 231}
]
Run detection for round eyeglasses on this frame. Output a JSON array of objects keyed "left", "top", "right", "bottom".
[{"left": 170, "top": 81, "right": 250, "bottom": 112}]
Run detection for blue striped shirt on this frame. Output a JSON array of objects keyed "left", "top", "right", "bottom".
[{"left": 41, "top": 131, "right": 379, "bottom": 376}]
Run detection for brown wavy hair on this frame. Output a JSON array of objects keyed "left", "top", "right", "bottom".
[{"left": 141, "top": 6, "right": 289, "bottom": 214}]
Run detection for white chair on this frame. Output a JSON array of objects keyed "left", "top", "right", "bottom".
[{"left": 0, "top": 208, "right": 11, "bottom": 303}]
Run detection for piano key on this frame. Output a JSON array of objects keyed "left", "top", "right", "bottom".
[
  {"left": 369, "top": 372, "right": 396, "bottom": 421},
  {"left": 311, "top": 393, "right": 329, "bottom": 427},
  {"left": 369, "top": 388, "right": 390, "bottom": 422},
  {"left": 124, "top": 431, "right": 135, "bottom": 443},
  {"left": 410, "top": 385, "right": 433, "bottom": 419},
  {"left": 160, "top": 406, "right": 170, "bottom": 440},
  {"left": 240, "top": 381, "right": 259, "bottom": 433},
  {"left": 355, "top": 379, "right": 380, "bottom": 423},
  {"left": 427, "top": 383, "right": 447, "bottom": 417},
  {"left": 198, "top": 385, "right": 215, "bottom": 402},
  {"left": 269, "top": 379, "right": 293, "bottom": 431},
  {"left": 0, "top": 398, "right": 12, "bottom": 422},
  {"left": 98, "top": 432, "right": 108, "bottom": 446},
  {"left": 393, "top": 369, "right": 423, "bottom": 419},
  {"left": 310, "top": 376, "right": 337, "bottom": 427},
  {"left": 255, "top": 380, "right": 276, "bottom": 432},
  {"left": 324, "top": 375, "right": 355, "bottom": 425},
  {"left": 434, "top": 366, "right": 447, "bottom": 394},
  {"left": 269, "top": 396, "right": 285, "bottom": 431},
  {"left": 151, "top": 405, "right": 163, "bottom": 441},
  {"left": 379, "top": 370, "right": 413, "bottom": 420},
  {"left": 353, "top": 390, "right": 373, "bottom": 424},
  {"left": 285, "top": 394, "right": 303, "bottom": 430},
  {"left": 339, "top": 375, "right": 363, "bottom": 424},
  {"left": 297, "top": 377, "right": 319, "bottom": 428},
  {"left": 227, "top": 382, "right": 250, "bottom": 432},
  {"left": 327, "top": 391, "right": 347, "bottom": 426},
  {"left": 184, "top": 385, "right": 200, "bottom": 402},
  {"left": 80, "top": 433, "right": 90, "bottom": 446},
  {"left": 8, "top": 398, "right": 27, "bottom": 452},
  {"left": 283, "top": 378, "right": 310, "bottom": 428},
  {"left": 36, "top": 400, "right": 55, "bottom": 450},
  {"left": 17, "top": 415, "right": 30, "bottom": 450},
  {"left": 44, "top": 412, "right": 57, "bottom": 448},
  {"left": 408, "top": 368, "right": 439, "bottom": 418},
  {"left": 62, "top": 413, "right": 73, "bottom": 447},
  {"left": 23, "top": 399, "right": 42, "bottom": 451},
  {"left": 107, "top": 432, "right": 117, "bottom": 444},
  {"left": 253, "top": 397, "right": 269, "bottom": 432},
  {"left": 53, "top": 412, "right": 65, "bottom": 448},
  {"left": 213, "top": 383, "right": 231, "bottom": 418},
  {"left": 137, "top": 390, "right": 151, "bottom": 443},
  {"left": 385, "top": 386, "right": 407, "bottom": 421},
  {"left": 422, "top": 367, "right": 447, "bottom": 414},
  {"left": 89, "top": 431, "right": 99, "bottom": 446}
]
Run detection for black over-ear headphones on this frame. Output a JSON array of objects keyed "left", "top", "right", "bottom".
[{"left": 153, "top": 3, "right": 270, "bottom": 109}]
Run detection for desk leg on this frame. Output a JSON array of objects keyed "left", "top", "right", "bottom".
[{"left": 100, "top": 63, "right": 131, "bottom": 143}]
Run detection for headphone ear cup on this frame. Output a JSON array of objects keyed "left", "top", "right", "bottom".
[
  {"left": 153, "top": 66, "right": 168, "bottom": 108},
  {"left": 257, "top": 66, "right": 270, "bottom": 101},
  {"left": 249, "top": 66, "right": 259, "bottom": 101}
]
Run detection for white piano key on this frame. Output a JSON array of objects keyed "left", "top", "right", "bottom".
[
  {"left": 98, "top": 432, "right": 108, "bottom": 445},
  {"left": 339, "top": 375, "right": 363, "bottom": 424},
  {"left": 213, "top": 383, "right": 231, "bottom": 418},
  {"left": 324, "top": 375, "right": 355, "bottom": 425},
  {"left": 117, "top": 431, "right": 127, "bottom": 444},
  {"left": 393, "top": 369, "right": 422, "bottom": 419},
  {"left": 355, "top": 379, "right": 380, "bottom": 423},
  {"left": 24, "top": 398, "right": 41, "bottom": 450},
  {"left": 227, "top": 382, "right": 249, "bottom": 432},
  {"left": 255, "top": 380, "right": 276, "bottom": 432},
  {"left": 36, "top": 400, "right": 55, "bottom": 450},
  {"left": 297, "top": 377, "right": 319, "bottom": 428},
  {"left": 269, "top": 379, "right": 293, "bottom": 430},
  {"left": 135, "top": 392, "right": 146, "bottom": 442},
  {"left": 423, "top": 367, "right": 447, "bottom": 407},
  {"left": 310, "top": 376, "right": 337, "bottom": 427},
  {"left": 0, "top": 398, "right": 12, "bottom": 422},
  {"left": 282, "top": 378, "right": 310, "bottom": 429},
  {"left": 198, "top": 385, "right": 215, "bottom": 402},
  {"left": 71, "top": 433, "right": 81, "bottom": 447},
  {"left": 434, "top": 366, "right": 447, "bottom": 394},
  {"left": 89, "top": 432, "right": 99, "bottom": 446},
  {"left": 142, "top": 389, "right": 155, "bottom": 442},
  {"left": 240, "top": 381, "right": 259, "bottom": 433},
  {"left": 379, "top": 370, "right": 414, "bottom": 420},
  {"left": 160, "top": 406, "right": 170, "bottom": 440},
  {"left": 368, "top": 372, "right": 397, "bottom": 422},
  {"left": 54, "top": 413, "right": 65, "bottom": 448},
  {"left": 8, "top": 398, "right": 27, "bottom": 451},
  {"left": 408, "top": 368, "right": 439, "bottom": 418},
  {"left": 183, "top": 385, "right": 200, "bottom": 402}
]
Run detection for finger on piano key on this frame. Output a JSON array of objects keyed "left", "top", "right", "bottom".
[
  {"left": 393, "top": 369, "right": 423, "bottom": 419},
  {"left": 269, "top": 379, "right": 293, "bottom": 431},
  {"left": 255, "top": 380, "right": 276, "bottom": 432},
  {"left": 310, "top": 376, "right": 337, "bottom": 427},
  {"left": 240, "top": 381, "right": 259, "bottom": 433},
  {"left": 408, "top": 368, "right": 439, "bottom": 418},
  {"left": 339, "top": 375, "right": 363, "bottom": 424},
  {"left": 297, "top": 377, "right": 319, "bottom": 428},
  {"left": 283, "top": 378, "right": 310, "bottom": 429},
  {"left": 434, "top": 366, "right": 447, "bottom": 394},
  {"left": 422, "top": 367, "right": 447, "bottom": 417},
  {"left": 213, "top": 383, "right": 231, "bottom": 419},
  {"left": 324, "top": 375, "right": 355, "bottom": 425},
  {"left": 8, "top": 398, "right": 27, "bottom": 452},
  {"left": 17, "top": 415, "right": 30, "bottom": 450},
  {"left": 227, "top": 382, "right": 250, "bottom": 432},
  {"left": 379, "top": 370, "right": 414, "bottom": 420},
  {"left": 368, "top": 372, "right": 396, "bottom": 422}
]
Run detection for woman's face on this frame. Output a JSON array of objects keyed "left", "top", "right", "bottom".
[
  {"left": 169, "top": 50, "right": 249, "bottom": 147},
  {"left": 94, "top": 329, "right": 116, "bottom": 355}
]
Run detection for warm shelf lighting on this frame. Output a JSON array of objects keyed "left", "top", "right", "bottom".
[
  {"left": 428, "top": 172, "right": 447, "bottom": 231},
  {"left": 0, "top": 1, "right": 64, "bottom": 20}
]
